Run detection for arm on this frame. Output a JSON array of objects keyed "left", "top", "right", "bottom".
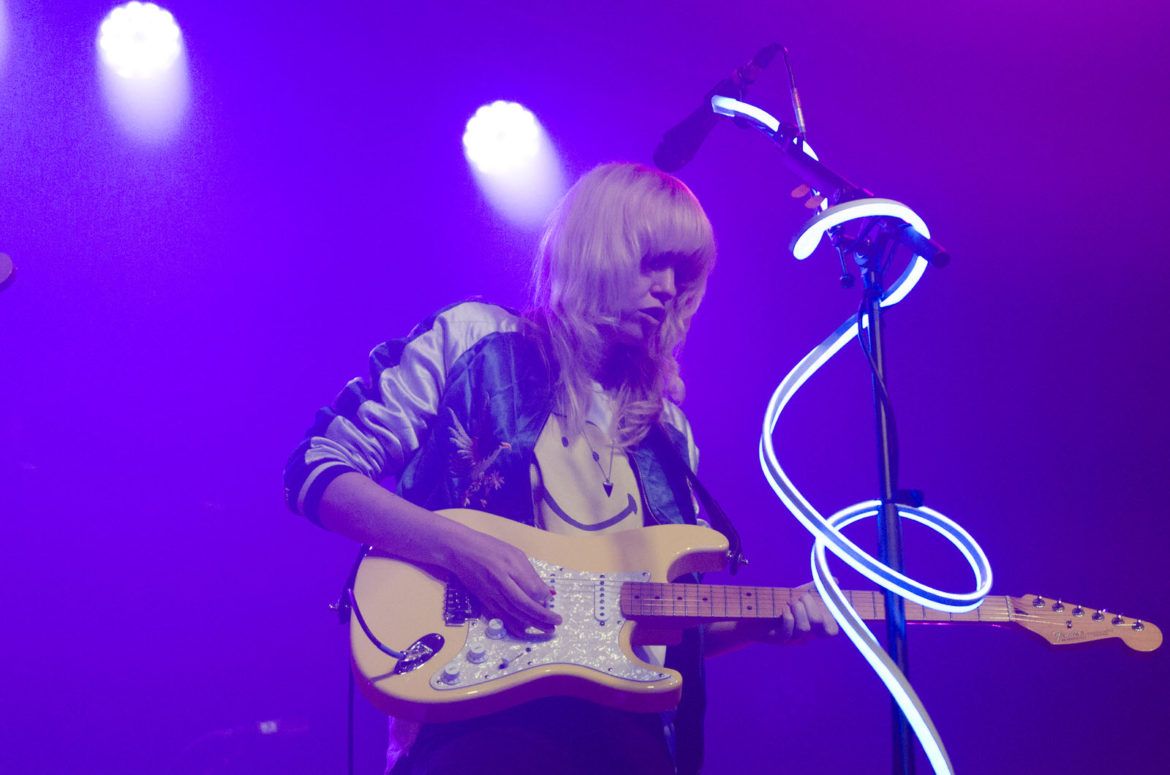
[
  {"left": 286, "top": 305, "right": 558, "bottom": 633},
  {"left": 318, "top": 472, "right": 560, "bottom": 633}
]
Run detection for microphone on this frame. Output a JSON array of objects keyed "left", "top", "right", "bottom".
[{"left": 653, "top": 44, "right": 781, "bottom": 173}]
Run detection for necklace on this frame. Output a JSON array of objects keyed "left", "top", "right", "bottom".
[{"left": 564, "top": 422, "right": 617, "bottom": 497}]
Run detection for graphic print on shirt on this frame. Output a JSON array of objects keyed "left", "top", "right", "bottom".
[
  {"left": 533, "top": 403, "right": 644, "bottom": 535},
  {"left": 449, "top": 409, "right": 512, "bottom": 508}
]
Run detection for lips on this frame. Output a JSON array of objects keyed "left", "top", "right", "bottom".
[{"left": 639, "top": 307, "right": 666, "bottom": 324}]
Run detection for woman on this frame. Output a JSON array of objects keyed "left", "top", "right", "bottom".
[{"left": 284, "top": 162, "right": 833, "bottom": 774}]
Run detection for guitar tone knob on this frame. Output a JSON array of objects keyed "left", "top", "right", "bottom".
[
  {"left": 440, "top": 663, "right": 461, "bottom": 684},
  {"left": 486, "top": 618, "right": 506, "bottom": 640},
  {"left": 467, "top": 645, "right": 488, "bottom": 664}
]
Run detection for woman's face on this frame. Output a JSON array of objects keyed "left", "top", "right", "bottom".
[{"left": 614, "top": 252, "right": 678, "bottom": 343}]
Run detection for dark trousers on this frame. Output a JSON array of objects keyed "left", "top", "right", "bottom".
[{"left": 389, "top": 698, "right": 676, "bottom": 775}]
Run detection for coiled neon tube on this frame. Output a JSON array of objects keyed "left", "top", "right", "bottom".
[{"left": 760, "top": 200, "right": 992, "bottom": 774}]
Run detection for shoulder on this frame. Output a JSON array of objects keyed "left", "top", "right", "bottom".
[
  {"left": 376, "top": 301, "right": 531, "bottom": 372},
  {"left": 390, "top": 299, "right": 549, "bottom": 386},
  {"left": 413, "top": 300, "right": 524, "bottom": 342},
  {"left": 659, "top": 400, "right": 700, "bottom": 472}
]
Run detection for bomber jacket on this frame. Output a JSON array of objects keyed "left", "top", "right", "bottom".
[{"left": 284, "top": 301, "right": 708, "bottom": 774}]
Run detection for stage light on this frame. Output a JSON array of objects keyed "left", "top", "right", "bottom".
[
  {"left": 96, "top": 2, "right": 190, "bottom": 144},
  {"left": 98, "top": 2, "right": 182, "bottom": 79},
  {"left": 463, "top": 101, "right": 542, "bottom": 175},
  {"left": 463, "top": 101, "right": 565, "bottom": 229}
]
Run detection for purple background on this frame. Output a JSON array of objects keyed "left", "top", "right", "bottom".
[{"left": 2, "top": 1, "right": 1168, "bottom": 772}]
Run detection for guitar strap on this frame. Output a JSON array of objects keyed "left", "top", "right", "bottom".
[{"left": 652, "top": 424, "right": 747, "bottom": 575}]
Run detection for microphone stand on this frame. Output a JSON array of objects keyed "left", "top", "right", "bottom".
[
  {"left": 713, "top": 96, "right": 950, "bottom": 775},
  {"left": 860, "top": 237, "right": 914, "bottom": 775}
]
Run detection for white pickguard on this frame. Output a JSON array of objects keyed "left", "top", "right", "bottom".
[{"left": 429, "top": 560, "right": 668, "bottom": 692}]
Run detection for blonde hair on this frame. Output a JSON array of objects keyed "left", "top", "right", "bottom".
[{"left": 528, "top": 162, "right": 716, "bottom": 447}]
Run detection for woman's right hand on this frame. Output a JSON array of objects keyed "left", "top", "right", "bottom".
[
  {"left": 442, "top": 525, "right": 562, "bottom": 636},
  {"left": 317, "top": 473, "right": 561, "bottom": 636}
]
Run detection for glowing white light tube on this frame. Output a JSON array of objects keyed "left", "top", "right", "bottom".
[
  {"left": 711, "top": 95, "right": 780, "bottom": 133},
  {"left": 759, "top": 202, "right": 991, "bottom": 774},
  {"left": 791, "top": 197, "right": 929, "bottom": 260}
]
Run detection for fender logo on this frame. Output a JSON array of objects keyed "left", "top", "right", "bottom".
[{"left": 1054, "top": 630, "right": 1086, "bottom": 643}]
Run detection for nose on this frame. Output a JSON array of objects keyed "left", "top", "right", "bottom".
[{"left": 650, "top": 267, "right": 676, "bottom": 302}]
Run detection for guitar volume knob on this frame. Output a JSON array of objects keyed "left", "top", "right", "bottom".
[
  {"left": 440, "top": 663, "right": 461, "bottom": 684},
  {"left": 486, "top": 618, "right": 506, "bottom": 640}
]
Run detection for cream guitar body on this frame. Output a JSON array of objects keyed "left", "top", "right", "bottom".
[{"left": 349, "top": 509, "right": 729, "bottom": 723}]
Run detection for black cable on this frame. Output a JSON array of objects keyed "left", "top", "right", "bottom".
[
  {"left": 854, "top": 272, "right": 901, "bottom": 491},
  {"left": 347, "top": 658, "right": 356, "bottom": 775}
]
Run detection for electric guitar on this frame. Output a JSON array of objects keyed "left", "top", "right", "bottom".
[{"left": 348, "top": 509, "right": 1162, "bottom": 722}]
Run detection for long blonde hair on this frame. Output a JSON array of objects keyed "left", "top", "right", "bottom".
[{"left": 528, "top": 162, "right": 716, "bottom": 447}]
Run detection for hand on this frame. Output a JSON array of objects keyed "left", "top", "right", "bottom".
[
  {"left": 704, "top": 581, "right": 839, "bottom": 655},
  {"left": 315, "top": 475, "right": 563, "bottom": 636},
  {"left": 758, "top": 581, "right": 839, "bottom": 645},
  {"left": 444, "top": 526, "right": 562, "bottom": 636}
]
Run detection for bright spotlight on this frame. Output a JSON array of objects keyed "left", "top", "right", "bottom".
[
  {"left": 463, "top": 101, "right": 565, "bottom": 229},
  {"left": 98, "top": 2, "right": 182, "bottom": 79},
  {"left": 97, "top": 2, "right": 189, "bottom": 143},
  {"left": 463, "top": 101, "right": 542, "bottom": 175}
]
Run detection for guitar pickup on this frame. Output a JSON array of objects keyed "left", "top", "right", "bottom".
[{"left": 595, "top": 571, "right": 649, "bottom": 624}]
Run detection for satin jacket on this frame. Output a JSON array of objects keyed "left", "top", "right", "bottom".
[{"left": 283, "top": 301, "right": 709, "bottom": 774}]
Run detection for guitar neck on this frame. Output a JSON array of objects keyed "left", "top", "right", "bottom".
[{"left": 620, "top": 582, "right": 1014, "bottom": 627}]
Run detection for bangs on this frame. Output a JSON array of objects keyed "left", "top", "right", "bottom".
[{"left": 631, "top": 182, "right": 716, "bottom": 291}]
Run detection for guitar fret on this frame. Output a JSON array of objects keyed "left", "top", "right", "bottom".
[{"left": 622, "top": 584, "right": 1016, "bottom": 626}]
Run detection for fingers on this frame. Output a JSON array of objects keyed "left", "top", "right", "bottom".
[
  {"left": 796, "top": 588, "right": 839, "bottom": 639},
  {"left": 753, "top": 585, "right": 841, "bottom": 646},
  {"left": 498, "top": 574, "right": 561, "bottom": 632},
  {"left": 498, "top": 546, "right": 560, "bottom": 628},
  {"left": 811, "top": 594, "right": 840, "bottom": 637},
  {"left": 792, "top": 597, "right": 812, "bottom": 638},
  {"left": 778, "top": 602, "right": 796, "bottom": 642},
  {"left": 450, "top": 535, "right": 561, "bottom": 634}
]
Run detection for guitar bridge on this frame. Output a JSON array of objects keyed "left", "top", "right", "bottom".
[{"left": 443, "top": 579, "right": 481, "bottom": 626}]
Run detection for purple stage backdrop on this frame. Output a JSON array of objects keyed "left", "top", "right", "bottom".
[{"left": 2, "top": 1, "right": 1168, "bottom": 773}]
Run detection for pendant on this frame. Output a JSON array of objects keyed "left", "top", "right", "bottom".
[{"left": 603, "top": 481, "right": 614, "bottom": 498}]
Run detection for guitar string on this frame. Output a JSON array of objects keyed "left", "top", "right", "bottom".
[
  {"left": 468, "top": 583, "right": 1138, "bottom": 636},
  {"left": 496, "top": 585, "right": 1141, "bottom": 627},
  {"left": 516, "top": 581, "right": 1134, "bottom": 625},
  {"left": 506, "top": 581, "right": 1019, "bottom": 618}
]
